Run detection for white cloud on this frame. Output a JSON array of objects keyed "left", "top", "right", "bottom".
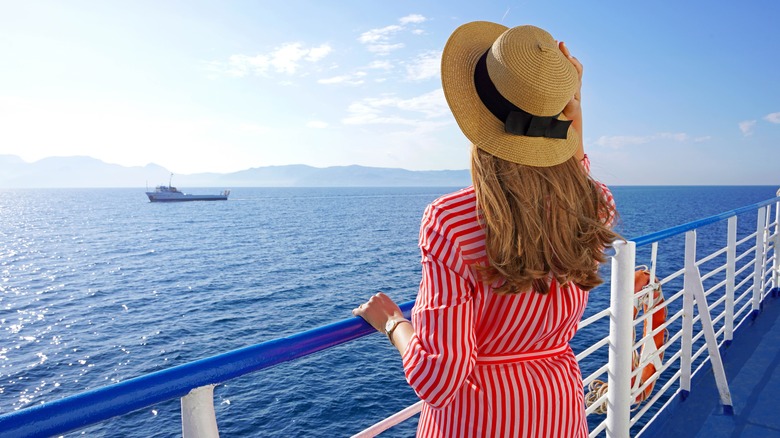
[
  {"left": 595, "top": 132, "right": 702, "bottom": 148},
  {"left": 317, "top": 75, "right": 351, "bottom": 84},
  {"left": 368, "top": 60, "right": 393, "bottom": 70},
  {"left": 270, "top": 43, "right": 332, "bottom": 74},
  {"left": 317, "top": 71, "right": 366, "bottom": 85},
  {"left": 405, "top": 50, "right": 441, "bottom": 81},
  {"left": 306, "top": 44, "right": 333, "bottom": 62},
  {"left": 396, "top": 89, "right": 449, "bottom": 118},
  {"left": 358, "top": 15, "right": 427, "bottom": 55},
  {"left": 306, "top": 120, "right": 329, "bottom": 129},
  {"left": 739, "top": 120, "right": 757, "bottom": 136},
  {"left": 657, "top": 132, "right": 689, "bottom": 142},
  {"left": 220, "top": 54, "right": 270, "bottom": 77},
  {"left": 400, "top": 14, "right": 427, "bottom": 25},
  {"left": 211, "top": 43, "right": 332, "bottom": 78},
  {"left": 269, "top": 43, "right": 308, "bottom": 74},
  {"left": 764, "top": 112, "right": 780, "bottom": 124},
  {"left": 359, "top": 25, "right": 402, "bottom": 44},
  {"left": 366, "top": 43, "right": 405, "bottom": 55},
  {"left": 342, "top": 89, "right": 449, "bottom": 126}
]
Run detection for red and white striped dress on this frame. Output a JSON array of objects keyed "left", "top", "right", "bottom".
[{"left": 401, "top": 157, "right": 613, "bottom": 437}]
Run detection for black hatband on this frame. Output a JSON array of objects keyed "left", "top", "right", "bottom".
[{"left": 473, "top": 50, "right": 571, "bottom": 139}]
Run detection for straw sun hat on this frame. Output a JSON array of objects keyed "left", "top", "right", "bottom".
[{"left": 441, "top": 21, "right": 580, "bottom": 167}]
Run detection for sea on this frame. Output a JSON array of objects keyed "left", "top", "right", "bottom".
[{"left": 1, "top": 185, "right": 777, "bottom": 437}]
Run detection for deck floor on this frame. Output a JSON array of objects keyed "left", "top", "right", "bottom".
[{"left": 641, "top": 294, "right": 780, "bottom": 437}]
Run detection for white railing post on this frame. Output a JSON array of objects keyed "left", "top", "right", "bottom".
[
  {"left": 680, "top": 231, "right": 696, "bottom": 398},
  {"left": 766, "top": 207, "right": 772, "bottom": 278},
  {"left": 606, "top": 240, "right": 635, "bottom": 438},
  {"left": 773, "top": 197, "right": 780, "bottom": 293},
  {"left": 684, "top": 232, "right": 734, "bottom": 412},
  {"left": 725, "top": 216, "right": 737, "bottom": 343},
  {"left": 752, "top": 207, "right": 767, "bottom": 316},
  {"left": 182, "top": 385, "right": 220, "bottom": 438}
]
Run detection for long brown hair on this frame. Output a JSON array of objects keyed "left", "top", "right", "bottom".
[{"left": 471, "top": 145, "right": 619, "bottom": 294}]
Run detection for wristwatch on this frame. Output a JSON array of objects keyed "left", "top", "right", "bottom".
[{"left": 384, "top": 318, "right": 410, "bottom": 345}]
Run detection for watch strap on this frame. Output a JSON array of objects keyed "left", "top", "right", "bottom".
[{"left": 385, "top": 319, "right": 410, "bottom": 346}]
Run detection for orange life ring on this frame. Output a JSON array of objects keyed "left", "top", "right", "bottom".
[
  {"left": 631, "top": 268, "right": 667, "bottom": 405},
  {"left": 583, "top": 268, "right": 668, "bottom": 414}
]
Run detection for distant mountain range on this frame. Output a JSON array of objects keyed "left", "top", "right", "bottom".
[{"left": 0, "top": 155, "right": 472, "bottom": 188}]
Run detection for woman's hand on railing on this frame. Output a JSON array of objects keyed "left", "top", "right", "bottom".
[
  {"left": 353, "top": 292, "right": 413, "bottom": 354},
  {"left": 353, "top": 292, "right": 403, "bottom": 332}
]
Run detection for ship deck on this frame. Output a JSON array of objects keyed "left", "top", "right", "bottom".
[{"left": 641, "top": 294, "right": 780, "bottom": 437}]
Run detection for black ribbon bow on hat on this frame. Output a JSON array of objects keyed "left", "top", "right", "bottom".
[{"left": 474, "top": 51, "right": 571, "bottom": 139}]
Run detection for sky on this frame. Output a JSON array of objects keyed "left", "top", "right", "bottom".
[{"left": 0, "top": 1, "right": 778, "bottom": 185}]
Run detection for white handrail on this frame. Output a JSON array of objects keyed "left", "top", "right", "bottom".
[{"left": 350, "top": 401, "right": 424, "bottom": 438}]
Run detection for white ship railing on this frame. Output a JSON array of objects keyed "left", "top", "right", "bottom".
[{"left": 0, "top": 194, "right": 778, "bottom": 438}]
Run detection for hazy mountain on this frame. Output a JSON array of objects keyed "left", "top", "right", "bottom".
[{"left": 0, "top": 155, "right": 471, "bottom": 188}]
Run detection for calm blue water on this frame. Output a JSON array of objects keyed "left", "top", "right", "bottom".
[{"left": 0, "top": 186, "right": 777, "bottom": 436}]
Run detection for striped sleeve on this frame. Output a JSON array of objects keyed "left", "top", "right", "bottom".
[
  {"left": 401, "top": 204, "right": 477, "bottom": 409},
  {"left": 581, "top": 154, "right": 592, "bottom": 173},
  {"left": 582, "top": 154, "right": 616, "bottom": 226}
]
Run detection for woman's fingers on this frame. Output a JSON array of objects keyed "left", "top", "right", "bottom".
[
  {"left": 559, "top": 41, "right": 583, "bottom": 80},
  {"left": 559, "top": 41, "right": 583, "bottom": 106},
  {"left": 559, "top": 40, "right": 571, "bottom": 57},
  {"left": 353, "top": 292, "right": 404, "bottom": 332}
]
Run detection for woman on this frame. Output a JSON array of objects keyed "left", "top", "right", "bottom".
[{"left": 353, "top": 22, "right": 618, "bottom": 437}]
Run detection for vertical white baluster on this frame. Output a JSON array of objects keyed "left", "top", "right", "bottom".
[
  {"left": 650, "top": 242, "right": 658, "bottom": 282},
  {"left": 182, "top": 385, "right": 220, "bottom": 438},
  {"left": 725, "top": 216, "right": 736, "bottom": 343},
  {"left": 685, "top": 234, "right": 734, "bottom": 412},
  {"left": 606, "top": 240, "right": 635, "bottom": 438},
  {"left": 774, "top": 197, "right": 780, "bottom": 293},
  {"left": 752, "top": 207, "right": 767, "bottom": 316},
  {"left": 766, "top": 207, "right": 773, "bottom": 288},
  {"left": 680, "top": 231, "right": 696, "bottom": 398}
]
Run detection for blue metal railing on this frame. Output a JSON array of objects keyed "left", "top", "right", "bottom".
[
  {"left": 632, "top": 197, "right": 780, "bottom": 247},
  {"left": 0, "top": 303, "right": 414, "bottom": 437},
  {"left": 1, "top": 196, "right": 779, "bottom": 437}
]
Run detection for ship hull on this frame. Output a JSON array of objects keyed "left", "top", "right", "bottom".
[{"left": 146, "top": 193, "right": 229, "bottom": 202}]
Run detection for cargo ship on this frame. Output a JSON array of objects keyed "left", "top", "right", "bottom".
[{"left": 146, "top": 174, "right": 229, "bottom": 202}]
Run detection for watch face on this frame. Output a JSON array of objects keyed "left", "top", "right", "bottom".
[{"left": 385, "top": 320, "right": 396, "bottom": 333}]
